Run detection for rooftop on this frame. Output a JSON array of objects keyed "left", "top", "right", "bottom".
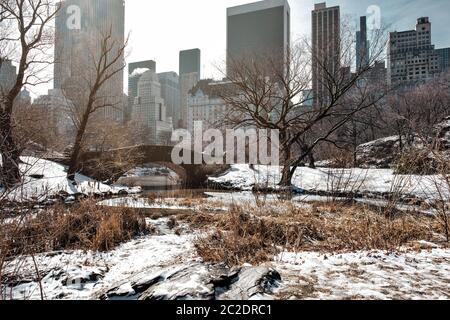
[{"left": 227, "top": 0, "right": 289, "bottom": 16}]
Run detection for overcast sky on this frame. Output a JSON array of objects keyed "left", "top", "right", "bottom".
[{"left": 31, "top": 0, "right": 450, "bottom": 97}]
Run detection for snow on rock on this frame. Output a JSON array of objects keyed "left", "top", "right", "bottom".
[
  {"left": 274, "top": 249, "right": 450, "bottom": 300},
  {"left": 138, "top": 263, "right": 216, "bottom": 300},
  {"left": 356, "top": 118, "right": 450, "bottom": 169},
  {"left": 2, "top": 215, "right": 282, "bottom": 301},
  {"left": 2, "top": 220, "right": 197, "bottom": 300},
  {"left": 434, "top": 116, "right": 450, "bottom": 149},
  {"left": 208, "top": 164, "right": 450, "bottom": 201},
  {"left": 0, "top": 157, "right": 140, "bottom": 203},
  {"left": 355, "top": 136, "right": 405, "bottom": 168},
  {"left": 217, "top": 266, "right": 281, "bottom": 300}
]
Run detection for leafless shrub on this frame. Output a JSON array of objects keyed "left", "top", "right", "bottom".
[
  {"left": 190, "top": 202, "right": 440, "bottom": 266},
  {"left": 0, "top": 200, "right": 151, "bottom": 260},
  {"left": 324, "top": 168, "right": 368, "bottom": 201}
]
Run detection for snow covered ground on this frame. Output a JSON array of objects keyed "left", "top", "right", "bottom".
[
  {"left": 0, "top": 157, "right": 140, "bottom": 203},
  {"left": 4, "top": 217, "right": 450, "bottom": 300},
  {"left": 2, "top": 161, "right": 450, "bottom": 300},
  {"left": 98, "top": 196, "right": 229, "bottom": 212},
  {"left": 2, "top": 218, "right": 197, "bottom": 300},
  {"left": 208, "top": 164, "right": 450, "bottom": 201},
  {"left": 274, "top": 248, "right": 450, "bottom": 300}
]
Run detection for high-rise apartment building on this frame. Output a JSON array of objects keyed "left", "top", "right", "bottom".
[
  {"left": 54, "top": 0, "right": 125, "bottom": 122},
  {"left": 356, "top": 16, "right": 369, "bottom": 70},
  {"left": 312, "top": 2, "right": 340, "bottom": 106},
  {"left": 226, "top": 0, "right": 290, "bottom": 75},
  {"left": 179, "top": 49, "right": 201, "bottom": 129},
  {"left": 387, "top": 17, "right": 441, "bottom": 86},
  {"left": 158, "top": 72, "right": 180, "bottom": 126}
]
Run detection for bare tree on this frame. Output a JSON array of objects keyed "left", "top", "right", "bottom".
[
  {"left": 220, "top": 23, "right": 389, "bottom": 187},
  {"left": 0, "top": 0, "right": 57, "bottom": 188},
  {"left": 387, "top": 74, "right": 450, "bottom": 149},
  {"left": 65, "top": 28, "right": 127, "bottom": 182}
]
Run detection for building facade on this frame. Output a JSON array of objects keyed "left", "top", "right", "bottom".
[
  {"left": 312, "top": 2, "right": 340, "bottom": 106},
  {"left": 356, "top": 16, "right": 369, "bottom": 70},
  {"left": 0, "top": 60, "right": 17, "bottom": 94},
  {"left": 436, "top": 47, "right": 450, "bottom": 72},
  {"left": 127, "top": 60, "right": 156, "bottom": 122},
  {"left": 187, "top": 80, "right": 229, "bottom": 134},
  {"left": 33, "top": 89, "right": 76, "bottom": 136},
  {"left": 179, "top": 49, "right": 201, "bottom": 129},
  {"left": 54, "top": 0, "right": 125, "bottom": 122},
  {"left": 131, "top": 70, "right": 172, "bottom": 145},
  {"left": 387, "top": 17, "right": 441, "bottom": 86},
  {"left": 226, "top": 0, "right": 290, "bottom": 75},
  {"left": 158, "top": 72, "right": 180, "bottom": 126}
]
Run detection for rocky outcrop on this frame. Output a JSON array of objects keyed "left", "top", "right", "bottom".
[
  {"left": 356, "top": 136, "right": 405, "bottom": 169},
  {"left": 356, "top": 117, "right": 450, "bottom": 169},
  {"left": 433, "top": 116, "right": 450, "bottom": 149},
  {"left": 99, "top": 263, "right": 281, "bottom": 301},
  {"left": 217, "top": 266, "right": 281, "bottom": 300}
]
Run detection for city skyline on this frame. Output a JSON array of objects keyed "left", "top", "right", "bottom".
[{"left": 28, "top": 0, "right": 450, "bottom": 97}]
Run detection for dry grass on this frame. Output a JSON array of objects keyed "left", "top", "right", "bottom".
[
  {"left": 0, "top": 200, "right": 151, "bottom": 258},
  {"left": 183, "top": 202, "right": 444, "bottom": 266}
]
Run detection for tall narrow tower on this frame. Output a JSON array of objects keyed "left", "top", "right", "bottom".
[
  {"left": 179, "top": 49, "right": 201, "bottom": 129},
  {"left": 311, "top": 2, "right": 340, "bottom": 106},
  {"left": 356, "top": 16, "right": 369, "bottom": 70}
]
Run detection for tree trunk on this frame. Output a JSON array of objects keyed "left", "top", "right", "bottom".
[
  {"left": 279, "top": 164, "right": 293, "bottom": 187},
  {"left": 278, "top": 146, "right": 293, "bottom": 187},
  {"left": 67, "top": 110, "right": 90, "bottom": 182},
  {"left": 0, "top": 108, "right": 21, "bottom": 188},
  {"left": 308, "top": 152, "right": 316, "bottom": 169}
]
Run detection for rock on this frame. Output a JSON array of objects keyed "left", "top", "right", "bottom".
[
  {"left": 356, "top": 118, "right": 450, "bottom": 169},
  {"left": 98, "top": 263, "right": 281, "bottom": 301},
  {"left": 356, "top": 136, "right": 405, "bottom": 168},
  {"left": 433, "top": 116, "right": 450, "bottom": 149},
  {"left": 216, "top": 266, "right": 281, "bottom": 300},
  {"left": 139, "top": 263, "right": 215, "bottom": 300}
]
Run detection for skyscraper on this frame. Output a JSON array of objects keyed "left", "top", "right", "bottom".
[
  {"left": 387, "top": 17, "right": 441, "bottom": 86},
  {"left": 226, "top": 0, "right": 290, "bottom": 75},
  {"left": 158, "top": 72, "right": 180, "bottom": 126},
  {"left": 356, "top": 16, "right": 369, "bottom": 70},
  {"left": 436, "top": 47, "right": 450, "bottom": 72},
  {"left": 179, "top": 49, "right": 201, "bottom": 129},
  {"left": 131, "top": 70, "right": 172, "bottom": 145},
  {"left": 127, "top": 60, "right": 156, "bottom": 122},
  {"left": 311, "top": 2, "right": 340, "bottom": 106},
  {"left": 179, "top": 49, "right": 201, "bottom": 76},
  {"left": 0, "top": 60, "right": 17, "bottom": 93},
  {"left": 54, "top": 0, "right": 125, "bottom": 122}
]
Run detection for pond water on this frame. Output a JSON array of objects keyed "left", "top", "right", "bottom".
[{"left": 102, "top": 187, "right": 435, "bottom": 216}]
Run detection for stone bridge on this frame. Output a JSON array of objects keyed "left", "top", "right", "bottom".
[{"left": 49, "top": 145, "right": 228, "bottom": 187}]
